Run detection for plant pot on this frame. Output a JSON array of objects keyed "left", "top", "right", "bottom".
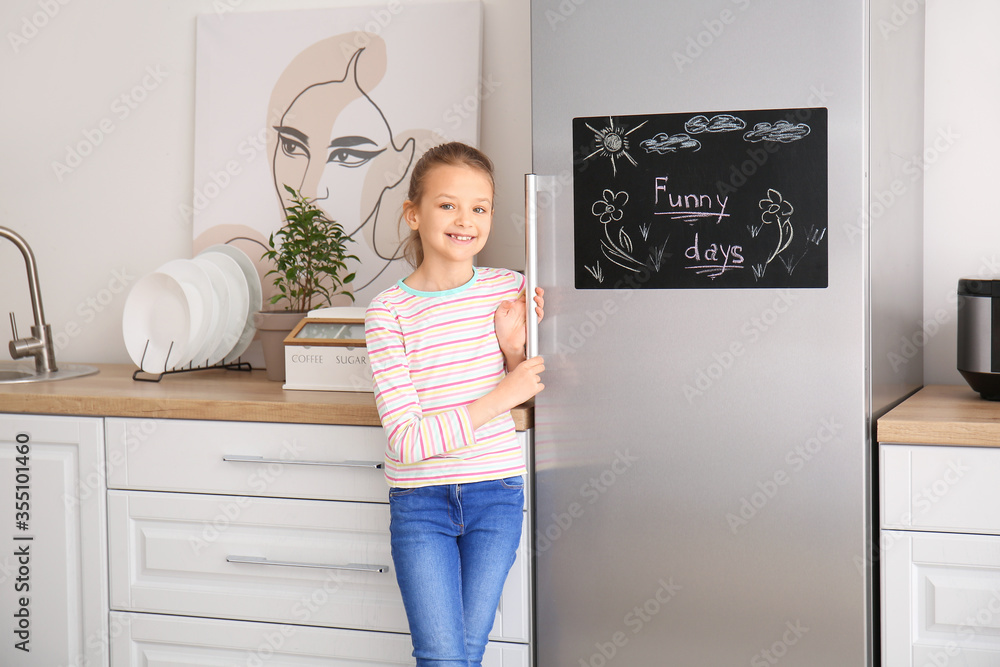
[{"left": 253, "top": 310, "right": 307, "bottom": 382}]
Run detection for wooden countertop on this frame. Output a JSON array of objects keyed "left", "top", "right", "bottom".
[
  {"left": 0, "top": 363, "right": 533, "bottom": 430},
  {"left": 877, "top": 384, "right": 1000, "bottom": 447}
]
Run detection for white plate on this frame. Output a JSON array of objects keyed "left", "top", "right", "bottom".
[
  {"left": 195, "top": 251, "right": 248, "bottom": 365},
  {"left": 200, "top": 244, "right": 262, "bottom": 363},
  {"left": 191, "top": 256, "right": 229, "bottom": 366},
  {"left": 156, "top": 259, "right": 214, "bottom": 369},
  {"left": 122, "top": 272, "right": 192, "bottom": 373}
]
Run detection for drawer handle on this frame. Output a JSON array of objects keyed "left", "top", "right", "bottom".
[
  {"left": 222, "top": 455, "right": 382, "bottom": 469},
  {"left": 226, "top": 555, "right": 388, "bottom": 573}
]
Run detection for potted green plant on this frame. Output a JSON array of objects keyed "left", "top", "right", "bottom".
[{"left": 254, "top": 185, "right": 357, "bottom": 381}]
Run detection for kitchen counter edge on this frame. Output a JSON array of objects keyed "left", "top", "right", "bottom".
[
  {"left": 0, "top": 363, "right": 534, "bottom": 430},
  {"left": 877, "top": 384, "right": 1000, "bottom": 447}
]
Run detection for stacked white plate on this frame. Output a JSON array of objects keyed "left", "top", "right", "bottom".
[{"left": 122, "top": 245, "right": 263, "bottom": 373}]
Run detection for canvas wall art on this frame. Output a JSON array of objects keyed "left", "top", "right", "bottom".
[{"left": 192, "top": 1, "right": 483, "bottom": 306}]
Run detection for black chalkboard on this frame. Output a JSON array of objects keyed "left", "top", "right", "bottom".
[{"left": 573, "top": 108, "right": 828, "bottom": 289}]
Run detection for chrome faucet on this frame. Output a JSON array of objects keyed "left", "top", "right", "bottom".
[{"left": 0, "top": 226, "right": 57, "bottom": 373}]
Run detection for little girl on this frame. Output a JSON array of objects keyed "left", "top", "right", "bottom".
[{"left": 365, "top": 142, "right": 544, "bottom": 666}]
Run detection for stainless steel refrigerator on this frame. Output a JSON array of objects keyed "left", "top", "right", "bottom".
[{"left": 527, "top": 1, "right": 924, "bottom": 664}]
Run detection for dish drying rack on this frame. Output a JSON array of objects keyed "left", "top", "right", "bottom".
[{"left": 132, "top": 338, "right": 252, "bottom": 382}]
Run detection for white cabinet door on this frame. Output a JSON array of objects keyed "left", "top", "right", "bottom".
[
  {"left": 108, "top": 489, "right": 406, "bottom": 633},
  {"left": 483, "top": 640, "right": 531, "bottom": 667},
  {"left": 109, "top": 611, "right": 530, "bottom": 666},
  {"left": 0, "top": 413, "right": 108, "bottom": 667},
  {"left": 109, "top": 611, "right": 415, "bottom": 666},
  {"left": 882, "top": 530, "right": 1000, "bottom": 667},
  {"left": 494, "top": 508, "right": 531, "bottom": 643},
  {"left": 105, "top": 418, "right": 388, "bottom": 502},
  {"left": 882, "top": 443, "right": 1000, "bottom": 534},
  {"left": 108, "top": 490, "right": 529, "bottom": 640}
]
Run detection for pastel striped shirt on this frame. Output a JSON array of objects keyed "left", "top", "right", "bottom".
[{"left": 365, "top": 267, "right": 526, "bottom": 488}]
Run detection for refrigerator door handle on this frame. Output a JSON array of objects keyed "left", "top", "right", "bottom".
[{"left": 525, "top": 173, "right": 539, "bottom": 359}]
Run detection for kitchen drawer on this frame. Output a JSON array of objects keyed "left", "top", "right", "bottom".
[
  {"left": 109, "top": 612, "right": 530, "bottom": 666},
  {"left": 881, "top": 443, "right": 1000, "bottom": 534},
  {"left": 882, "top": 530, "right": 1000, "bottom": 667},
  {"left": 105, "top": 418, "right": 387, "bottom": 502},
  {"left": 108, "top": 490, "right": 530, "bottom": 641}
]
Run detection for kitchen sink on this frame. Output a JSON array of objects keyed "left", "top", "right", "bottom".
[
  {"left": 0, "top": 362, "right": 99, "bottom": 384},
  {"left": 0, "top": 368, "right": 34, "bottom": 381}
]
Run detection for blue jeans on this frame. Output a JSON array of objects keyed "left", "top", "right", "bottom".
[{"left": 388, "top": 476, "right": 524, "bottom": 667}]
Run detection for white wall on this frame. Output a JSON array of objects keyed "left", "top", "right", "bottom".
[
  {"left": 0, "top": 0, "right": 530, "bottom": 365},
  {"left": 922, "top": 0, "right": 1000, "bottom": 385},
  {"left": 3, "top": 0, "right": 994, "bottom": 381}
]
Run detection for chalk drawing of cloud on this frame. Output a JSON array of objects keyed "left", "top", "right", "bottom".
[
  {"left": 743, "top": 120, "right": 811, "bottom": 143},
  {"left": 640, "top": 132, "right": 701, "bottom": 154},
  {"left": 685, "top": 114, "right": 746, "bottom": 134}
]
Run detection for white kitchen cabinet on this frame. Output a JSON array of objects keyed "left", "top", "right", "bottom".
[
  {"left": 880, "top": 443, "right": 1000, "bottom": 667},
  {"left": 109, "top": 611, "right": 530, "bottom": 666},
  {"left": 882, "top": 530, "right": 1000, "bottom": 667},
  {"left": 104, "top": 418, "right": 388, "bottom": 503},
  {"left": 105, "top": 418, "right": 533, "bottom": 515},
  {"left": 106, "top": 418, "right": 533, "bottom": 663},
  {"left": 882, "top": 444, "right": 1000, "bottom": 534},
  {"left": 108, "top": 489, "right": 406, "bottom": 632},
  {"left": 0, "top": 413, "right": 108, "bottom": 667}
]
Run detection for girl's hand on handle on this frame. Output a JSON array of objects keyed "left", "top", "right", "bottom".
[
  {"left": 532, "top": 286, "right": 544, "bottom": 323},
  {"left": 499, "top": 355, "right": 545, "bottom": 405},
  {"left": 467, "top": 355, "right": 545, "bottom": 430},
  {"left": 495, "top": 287, "right": 545, "bottom": 365},
  {"left": 494, "top": 295, "right": 527, "bottom": 357}
]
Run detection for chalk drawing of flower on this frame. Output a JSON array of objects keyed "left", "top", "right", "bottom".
[
  {"left": 759, "top": 188, "right": 793, "bottom": 224},
  {"left": 758, "top": 189, "right": 794, "bottom": 265},
  {"left": 592, "top": 189, "right": 629, "bottom": 224}
]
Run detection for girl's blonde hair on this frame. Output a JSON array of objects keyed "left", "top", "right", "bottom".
[{"left": 400, "top": 142, "right": 495, "bottom": 268}]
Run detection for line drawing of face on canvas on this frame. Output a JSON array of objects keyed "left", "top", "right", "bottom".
[{"left": 270, "top": 43, "right": 416, "bottom": 295}]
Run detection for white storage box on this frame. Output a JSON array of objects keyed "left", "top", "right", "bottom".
[{"left": 282, "top": 313, "right": 373, "bottom": 392}]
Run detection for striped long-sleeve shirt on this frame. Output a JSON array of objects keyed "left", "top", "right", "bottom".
[{"left": 364, "top": 267, "right": 527, "bottom": 488}]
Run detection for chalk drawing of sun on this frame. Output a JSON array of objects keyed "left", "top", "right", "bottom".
[{"left": 584, "top": 117, "right": 648, "bottom": 176}]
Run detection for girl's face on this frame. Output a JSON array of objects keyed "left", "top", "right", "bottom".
[{"left": 404, "top": 164, "right": 493, "bottom": 269}]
